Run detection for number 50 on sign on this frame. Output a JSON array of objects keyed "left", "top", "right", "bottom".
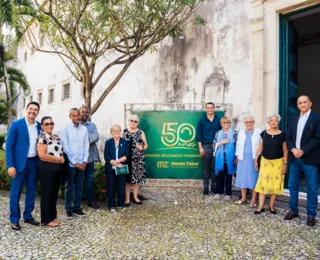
[{"left": 161, "top": 123, "right": 196, "bottom": 147}]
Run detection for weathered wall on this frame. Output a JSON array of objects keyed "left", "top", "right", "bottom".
[{"left": 17, "top": 0, "right": 253, "bottom": 139}]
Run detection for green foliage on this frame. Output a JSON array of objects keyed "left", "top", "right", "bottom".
[{"left": 23, "top": 0, "right": 206, "bottom": 114}]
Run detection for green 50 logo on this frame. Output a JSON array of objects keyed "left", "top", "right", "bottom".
[{"left": 160, "top": 123, "right": 197, "bottom": 149}]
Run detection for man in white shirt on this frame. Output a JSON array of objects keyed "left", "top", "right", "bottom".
[
  {"left": 285, "top": 95, "right": 320, "bottom": 227},
  {"left": 61, "top": 108, "right": 89, "bottom": 219}
]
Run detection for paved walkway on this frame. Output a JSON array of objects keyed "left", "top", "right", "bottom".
[{"left": 0, "top": 188, "right": 319, "bottom": 259}]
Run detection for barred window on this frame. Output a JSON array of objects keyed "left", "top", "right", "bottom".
[
  {"left": 48, "top": 88, "right": 54, "bottom": 103},
  {"left": 38, "top": 92, "right": 42, "bottom": 104},
  {"left": 62, "top": 83, "right": 71, "bottom": 100},
  {"left": 23, "top": 97, "right": 26, "bottom": 108},
  {"left": 24, "top": 52, "right": 27, "bottom": 61}
]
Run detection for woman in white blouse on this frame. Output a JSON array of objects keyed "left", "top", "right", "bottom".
[
  {"left": 235, "top": 115, "right": 262, "bottom": 206},
  {"left": 37, "top": 116, "right": 65, "bottom": 227}
]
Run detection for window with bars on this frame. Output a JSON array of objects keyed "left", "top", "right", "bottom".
[
  {"left": 24, "top": 52, "right": 27, "bottom": 61},
  {"left": 30, "top": 95, "right": 33, "bottom": 102},
  {"left": 23, "top": 97, "right": 26, "bottom": 108},
  {"left": 62, "top": 83, "right": 71, "bottom": 100},
  {"left": 48, "top": 88, "right": 55, "bottom": 103},
  {"left": 38, "top": 92, "right": 42, "bottom": 104}
]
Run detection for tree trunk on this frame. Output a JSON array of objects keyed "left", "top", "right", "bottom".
[
  {"left": 3, "top": 62, "right": 13, "bottom": 129},
  {"left": 85, "top": 82, "right": 92, "bottom": 120},
  {"left": 91, "top": 61, "right": 133, "bottom": 115}
]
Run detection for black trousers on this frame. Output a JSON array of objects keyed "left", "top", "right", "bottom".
[
  {"left": 107, "top": 169, "right": 126, "bottom": 209},
  {"left": 38, "top": 160, "right": 62, "bottom": 225},
  {"left": 214, "top": 163, "right": 232, "bottom": 196},
  {"left": 202, "top": 144, "right": 215, "bottom": 190}
]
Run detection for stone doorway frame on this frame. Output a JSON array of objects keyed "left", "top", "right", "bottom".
[{"left": 251, "top": 0, "right": 320, "bottom": 128}]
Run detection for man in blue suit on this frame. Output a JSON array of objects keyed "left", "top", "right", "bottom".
[{"left": 6, "top": 102, "right": 41, "bottom": 230}]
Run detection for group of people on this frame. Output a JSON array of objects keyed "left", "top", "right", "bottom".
[
  {"left": 5, "top": 94, "right": 319, "bottom": 231},
  {"left": 6, "top": 102, "right": 147, "bottom": 230},
  {"left": 197, "top": 95, "right": 320, "bottom": 227}
]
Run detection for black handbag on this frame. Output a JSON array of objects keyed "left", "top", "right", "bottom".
[{"left": 257, "top": 131, "right": 266, "bottom": 168}]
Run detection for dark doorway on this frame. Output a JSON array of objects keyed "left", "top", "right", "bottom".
[{"left": 279, "top": 5, "right": 320, "bottom": 192}]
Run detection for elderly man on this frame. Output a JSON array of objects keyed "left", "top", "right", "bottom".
[
  {"left": 61, "top": 108, "right": 89, "bottom": 218},
  {"left": 285, "top": 95, "right": 320, "bottom": 227},
  {"left": 80, "top": 106, "right": 100, "bottom": 209}
]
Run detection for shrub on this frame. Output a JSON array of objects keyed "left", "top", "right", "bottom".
[{"left": 0, "top": 158, "right": 107, "bottom": 202}]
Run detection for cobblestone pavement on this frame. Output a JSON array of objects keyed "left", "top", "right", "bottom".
[{"left": 0, "top": 188, "right": 320, "bottom": 260}]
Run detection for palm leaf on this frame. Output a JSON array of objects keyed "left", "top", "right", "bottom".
[{"left": 0, "top": 0, "right": 13, "bottom": 26}]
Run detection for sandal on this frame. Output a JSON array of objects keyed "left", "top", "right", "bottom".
[
  {"left": 46, "top": 221, "right": 59, "bottom": 227},
  {"left": 249, "top": 203, "right": 257, "bottom": 208},
  {"left": 235, "top": 200, "right": 246, "bottom": 205}
]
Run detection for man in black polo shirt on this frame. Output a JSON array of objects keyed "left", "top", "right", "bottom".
[{"left": 196, "top": 102, "right": 221, "bottom": 195}]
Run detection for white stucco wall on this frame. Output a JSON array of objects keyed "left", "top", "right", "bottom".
[{"left": 17, "top": 0, "right": 254, "bottom": 138}]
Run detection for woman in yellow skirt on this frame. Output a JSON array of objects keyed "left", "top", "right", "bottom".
[{"left": 254, "top": 114, "right": 288, "bottom": 214}]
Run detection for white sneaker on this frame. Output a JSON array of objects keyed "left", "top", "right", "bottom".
[
  {"left": 224, "top": 196, "right": 231, "bottom": 201},
  {"left": 110, "top": 207, "right": 116, "bottom": 212},
  {"left": 213, "top": 194, "right": 221, "bottom": 199}
]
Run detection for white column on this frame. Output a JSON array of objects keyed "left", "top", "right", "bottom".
[{"left": 251, "top": 0, "right": 265, "bottom": 128}]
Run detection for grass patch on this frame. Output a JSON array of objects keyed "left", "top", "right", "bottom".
[{"left": 0, "top": 149, "right": 5, "bottom": 159}]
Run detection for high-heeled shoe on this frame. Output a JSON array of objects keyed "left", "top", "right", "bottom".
[
  {"left": 254, "top": 208, "right": 265, "bottom": 214},
  {"left": 269, "top": 207, "right": 277, "bottom": 214},
  {"left": 133, "top": 199, "right": 143, "bottom": 205}
]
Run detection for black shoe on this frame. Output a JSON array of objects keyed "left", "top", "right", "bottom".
[
  {"left": 24, "top": 218, "right": 40, "bottom": 226},
  {"left": 124, "top": 203, "right": 131, "bottom": 208},
  {"left": 254, "top": 208, "right": 265, "bottom": 215},
  {"left": 307, "top": 216, "right": 316, "bottom": 227},
  {"left": 72, "top": 208, "right": 86, "bottom": 217},
  {"left": 203, "top": 188, "right": 209, "bottom": 196},
  {"left": 11, "top": 222, "right": 21, "bottom": 231},
  {"left": 133, "top": 199, "right": 143, "bottom": 205},
  {"left": 269, "top": 207, "right": 277, "bottom": 215},
  {"left": 284, "top": 211, "right": 299, "bottom": 220},
  {"left": 66, "top": 209, "right": 73, "bottom": 219},
  {"left": 87, "top": 201, "right": 101, "bottom": 209}
]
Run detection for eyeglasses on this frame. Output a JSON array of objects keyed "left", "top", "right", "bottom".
[
  {"left": 43, "top": 122, "right": 55, "bottom": 126},
  {"left": 244, "top": 121, "right": 254, "bottom": 124},
  {"left": 130, "top": 120, "right": 139, "bottom": 123},
  {"left": 222, "top": 122, "right": 230, "bottom": 124}
]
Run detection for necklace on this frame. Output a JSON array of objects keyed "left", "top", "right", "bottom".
[{"left": 268, "top": 130, "right": 279, "bottom": 138}]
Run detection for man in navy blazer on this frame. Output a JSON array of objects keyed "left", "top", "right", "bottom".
[
  {"left": 6, "top": 102, "right": 41, "bottom": 230},
  {"left": 285, "top": 95, "right": 320, "bottom": 227}
]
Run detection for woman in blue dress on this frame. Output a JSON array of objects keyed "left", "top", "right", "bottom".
[{"left": 235, "top": 115, "right": 262, "bottom": 206}]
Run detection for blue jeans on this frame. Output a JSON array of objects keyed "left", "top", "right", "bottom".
[
  {"left": 107, "top": 169, "right": 126, "bottom": 209},
  {"left": 85, "top": 162, "right": 95, "bottom": 202},
  {"left": 65, "top": 167, "right": 85, "bottom": 210},
  {"left": 10, "top": 157, "right": 38, "bottom": 223},
  {"left": 288, "top": 159, "right": 318, "bottom": 217}
]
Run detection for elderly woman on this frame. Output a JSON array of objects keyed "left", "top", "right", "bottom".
[
  {"left": 123, "top": 114, "right": 148, "bottom": 207},
  {"left": 253, "top": 114, "right": 288, "bottom": 214},
  {"left": 104, "top": 124, "right": 129, "bottom": 212},
  {"left": 37, "top": 117, "right": 65, "bottom": 227},
  {"left": 213, "top": 117, "right": 237, "bottom": 200},
  {"left": 235, "top": 115, "right": 262, "bottom": 206}
]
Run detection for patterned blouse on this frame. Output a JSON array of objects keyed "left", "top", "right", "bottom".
[{"left": 38, "top": 132, "right": 63, "bottom": 158}]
